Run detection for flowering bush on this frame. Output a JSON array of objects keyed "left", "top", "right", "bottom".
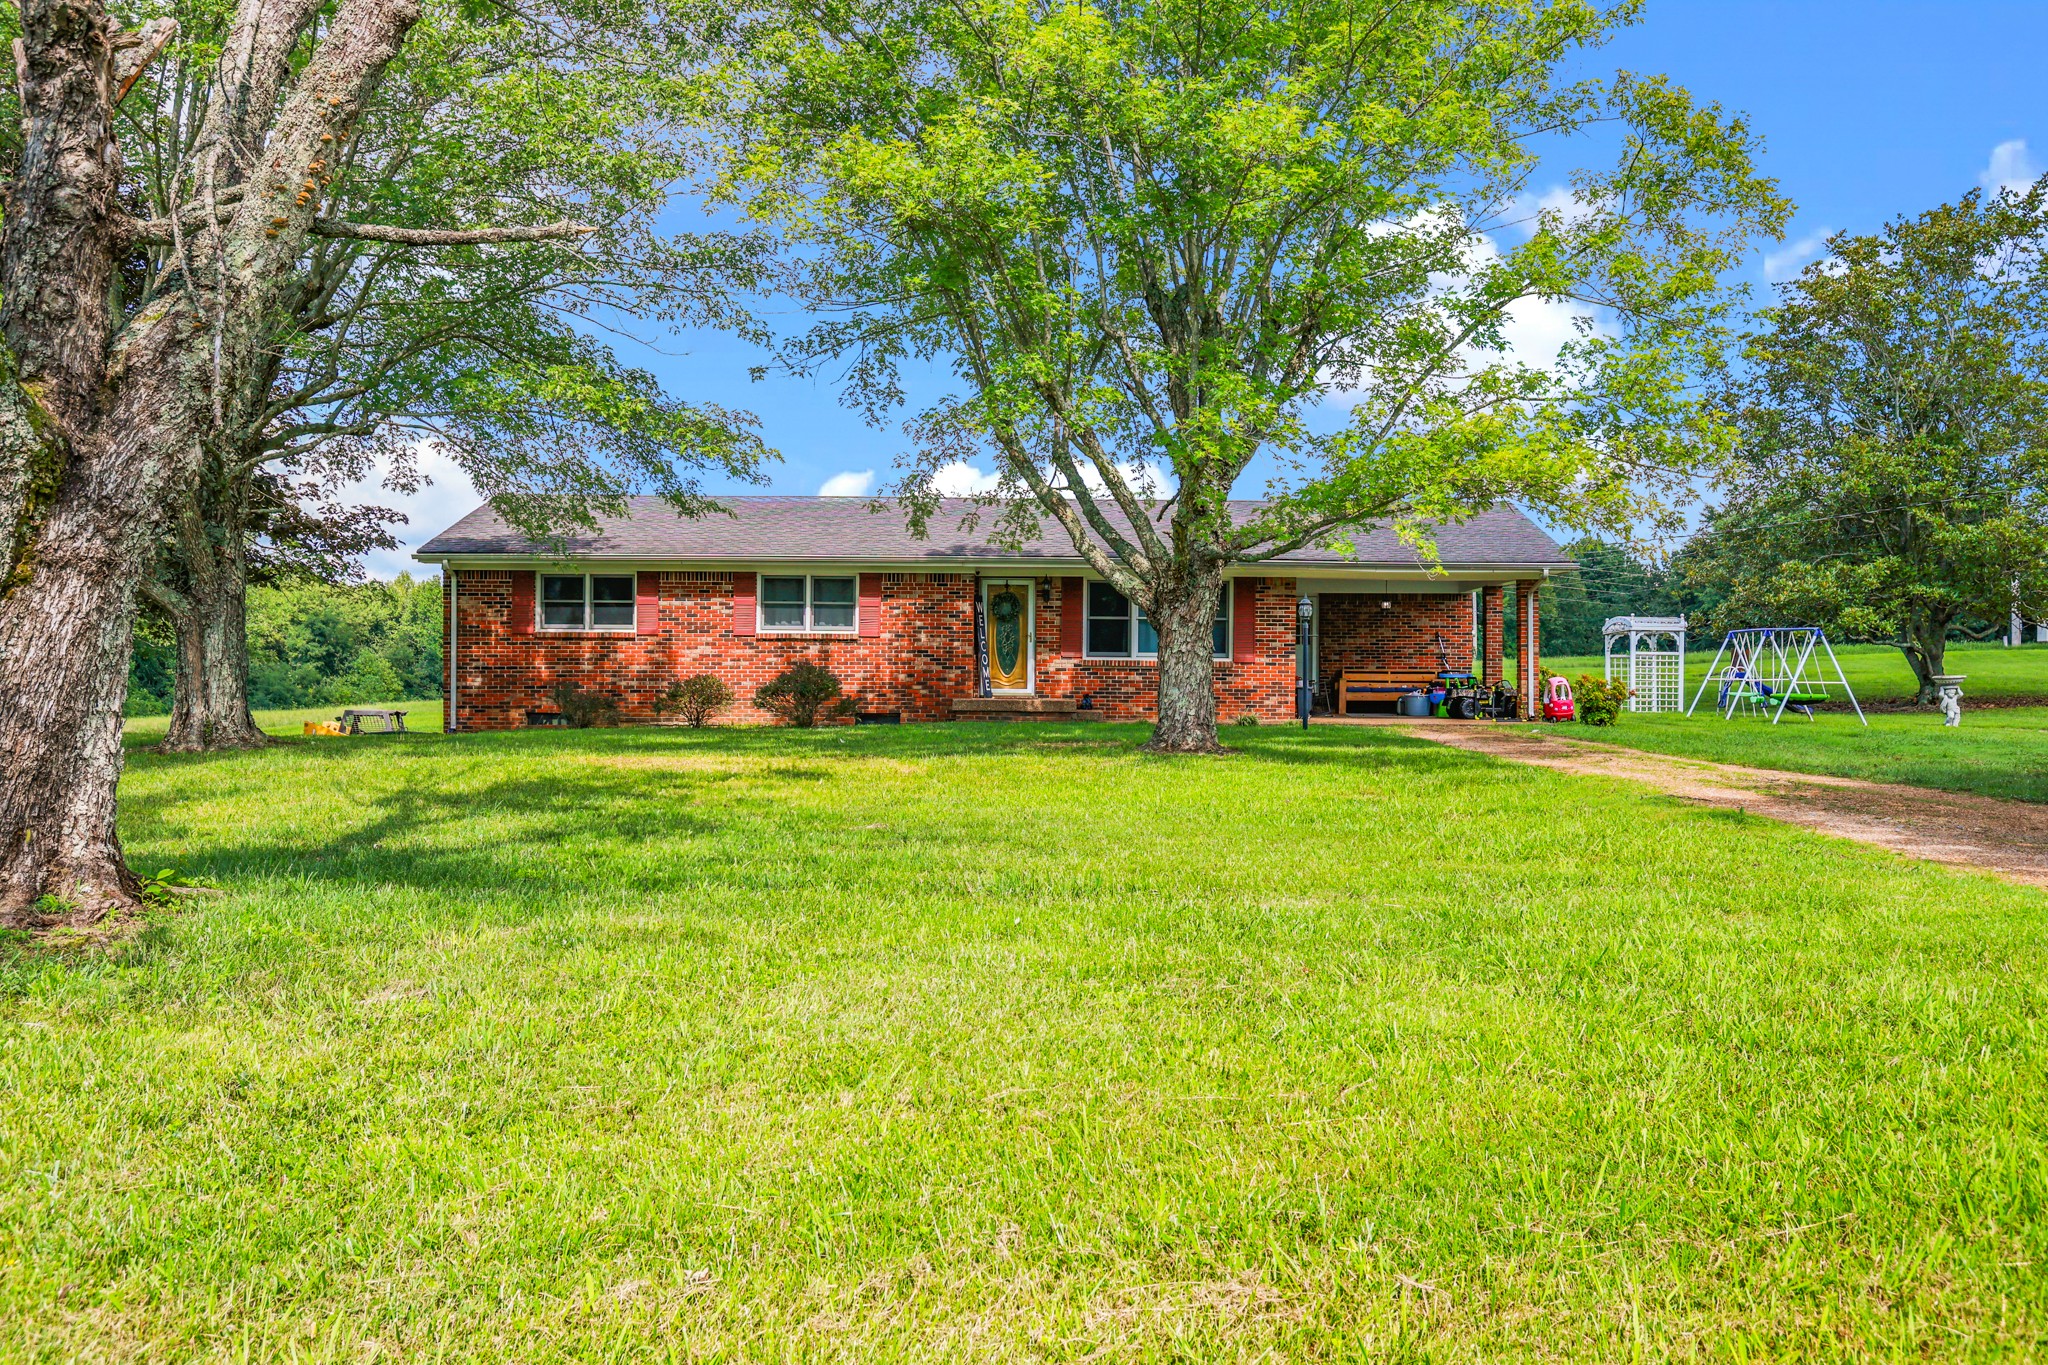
[{"left": 1574, "top": 674, "right": 1631, "bottom": 726}]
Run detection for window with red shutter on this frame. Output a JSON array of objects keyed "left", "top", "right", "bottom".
[
  {"left": 858, "top": 573, "right": 882, "bottom": 637},
  {"left": 732, "top": 571, "right": 757, "bottom": 636},
  {"left": 1059, "top": 578, "right": 1083, "bottom": 656},
  {"left": 636, "top": 572, "right": 660, "bottom": 635},
  {"left": 509, "top": 571, "right": 535, "bottom": 636},
  {"left": 1231, "top": 577, "right": 1259, "bottom": 662}
]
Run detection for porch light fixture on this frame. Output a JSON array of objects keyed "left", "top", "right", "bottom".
[
  {"left": 1296, "top": 596, "right": 1315, "bottom": 730},
  {"left": 1380, "top": 599, "right": 1392, "bottom": 610}
]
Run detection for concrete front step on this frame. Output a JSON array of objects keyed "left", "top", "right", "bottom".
[{"left": 950, "top": 696, "right": 1103, "bottom": 721}]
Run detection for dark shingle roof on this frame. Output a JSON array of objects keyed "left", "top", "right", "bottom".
[{"left": 415, "top": 496, "right": 1573, "bottom": 570}]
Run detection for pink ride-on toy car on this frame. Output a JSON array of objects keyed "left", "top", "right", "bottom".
[{"left": 1541, "top": 675, "right": 1576, "bottom": 722}]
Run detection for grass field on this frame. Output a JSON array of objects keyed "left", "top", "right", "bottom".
[
  {"left": 122, "top": 700, "right": 446, "bottom": 743},
  {"left": 6, "top": 721, "right": 2047, "bottom": 1359},
  {"left": 1557, "top": 708, "right": 2048, "bottom": 805},
  {"left": 1535, "top": 640, "right": 2048, "bottom": 702},
  {"left": 1516, "top": 644, "right": 2048, "bottom": 804}
]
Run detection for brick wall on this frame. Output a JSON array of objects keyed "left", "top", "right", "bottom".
[
  {"left": 447, "top": 570, "right": 1317, "bottom": 729},
  {"left": 1315, "top": 592, "right": 1477, "bottom": 679},
  {"left": 1028, "top": 576, "right": 1303, "bottom": 724}
]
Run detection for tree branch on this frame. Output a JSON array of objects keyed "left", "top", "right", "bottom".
[
  {"left": 123, "top": 211, "right": 590, "bottom": 249},
  {"left": 111, "top": 18, "right": 178, "bottom": 106},
  {"left": 307, "top": 219, "right": 594, "bottom": 245}
]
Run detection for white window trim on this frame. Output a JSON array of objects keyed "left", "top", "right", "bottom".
[
  {"left": 757, "top": 572, "right": 860, "bottom": 635},
  {"left": 538, "top": 572, "right": 638, "bottom": 634},
  {"left": 1083, "top": 579, "right": 1231, "bottom": 661}
]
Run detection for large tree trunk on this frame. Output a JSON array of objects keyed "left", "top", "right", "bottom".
[
  {"left": 153, "top": 577, "right": 265, "bottom": 751},
  {"left": 0, "top": 352, "right": 196, "bottom": 925},
  {"left": 191, "top": 560, "right": 265, "bottom": 747},
  {"left": 1899, "top": 611, "right": 1953, "bottom": 706},
  {"left": 156, "top": 587, "right": 206, "bottom": 750},
  {"left": 1146, "top": 573, "right": 1223, "bottom": 754},
  {"left": 151, "top": 490, "right": 266, "bottom": 752},
  {"left": 0, "top": 0, "right": 423, "bottom": 926}
]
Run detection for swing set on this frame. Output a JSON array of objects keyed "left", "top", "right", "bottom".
[{"left": 1685, "top": 627, "right": 1868, "bottom": 726}]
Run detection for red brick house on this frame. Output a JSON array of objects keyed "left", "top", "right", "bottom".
[{"left": 414, "top": 498, "right": 1571, "bottom": 729}]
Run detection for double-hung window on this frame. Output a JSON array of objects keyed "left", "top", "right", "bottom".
[
  {"left": 541, "top": 573, "right": 635, "bottom": 630},
  {"left": 759, "top": 574, "right": 858, "bottom": 633},
  {"left": 1084, "top": 581, "right": 1230, "bottom": 659}
]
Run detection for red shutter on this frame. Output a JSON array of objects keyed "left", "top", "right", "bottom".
[
  {"left": 1230, "top": 577, "right": 1259, "bottom": 663},
  {"left": 857, "top": 573, "right": 882, "bottom": 637},
  {"left": 732, "top": 571, "right": 756, "bottom": 636},
  {"left": 1059, "top": 577, "right": 1084, "bottom": 656},
  {"left": 509, "top": 571, "right": 535, "bottom": 636},
  {"left": 636, "top": 572, "right": 660, "bottom": 635}
]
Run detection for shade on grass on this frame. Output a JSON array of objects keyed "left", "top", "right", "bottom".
[{"left": 5, "top": 722, "right": 2045, "bottom": 1358}]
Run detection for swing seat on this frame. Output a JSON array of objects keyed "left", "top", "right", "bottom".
[{"left": 1783, "top": 691, "right": 1829, "bottom": 705}]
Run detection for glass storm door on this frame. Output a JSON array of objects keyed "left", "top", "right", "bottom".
[{"left": 985, "top": 580, "right": 1034, "bottom": 692}]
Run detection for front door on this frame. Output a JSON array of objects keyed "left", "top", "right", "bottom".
[{"left": 985, "top": 579, "right": 1034, "bottom": 692}]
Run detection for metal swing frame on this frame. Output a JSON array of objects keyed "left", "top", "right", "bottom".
[{"left": 1685, "top": 626, "right": 1868, "bottom": 726}]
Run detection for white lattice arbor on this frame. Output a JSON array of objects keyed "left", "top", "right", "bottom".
[{"left": 1603, "top": 616, "right": 1687, "bottom": 712}]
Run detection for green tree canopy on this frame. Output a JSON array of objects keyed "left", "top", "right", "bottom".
[
  {"left": 711, "top": 0, "right": 1787, "bottom": 748},
  {"left": 1538, "top": 539, "right": 1677, "bottom": 655},
  {"left": 1692, "top": 184, "right": 2048, "bottom": 699}
]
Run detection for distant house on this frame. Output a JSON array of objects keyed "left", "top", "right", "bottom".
[{"left": 414, "top": 497, "right": 1571, "bottom": 729}]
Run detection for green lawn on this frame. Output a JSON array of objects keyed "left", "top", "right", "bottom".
[
  {"left": 6, "top": 723, "right": 2047, "bottom": 1359},
  {"left": 123, "top": 699, "right": 445, "bottom": 742},
  {"left": 1556, "top": 707, "right": 2048, "bottom": 805},
  {"left": 1535, "top": 640, "right": 2048, "bottom": 702}
]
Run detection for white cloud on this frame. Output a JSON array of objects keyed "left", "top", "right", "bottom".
[
  {"left": 1763, "top": 229, "right": 1833, "bottom": 282},
  {"left": 1503, "top": 184, "right": 1592, "bottom": 238},
  {"left": 1437, "top": 222, "right": 1614, "bottom": 374},
  {"left": 929, "top": 460, "right": 1000, "bottom": 495},
  {"left": 334, "top": 442, "right": 480, "bottom": 581},
  {"left": 818, "top": 468, "right": 876, "bottom": 497},
  {"left": 1982, "top": 138, "right": 2042, "bottom": 194},
  {"left": 1069, "top": 459, "right": 1172, "bottom": 498},
  {"left": 1493, "top": 290, "right": 1601, "bottom": 373}
]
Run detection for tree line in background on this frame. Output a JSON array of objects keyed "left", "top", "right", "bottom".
[
  {"left": 1535, "top": 527, "right": 2035, "bottom": 663},
  {"left": 128, "top": 575, "right": 443, "bottom": 715}
]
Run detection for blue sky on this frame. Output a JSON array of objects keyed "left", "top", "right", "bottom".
[{"left": 361, "top": 0, "right": 2048, "bottom": 577}]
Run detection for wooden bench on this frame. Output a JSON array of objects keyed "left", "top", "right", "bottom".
[{"left": 1333, "top": 669, "right": 1440, "bottom": 714}]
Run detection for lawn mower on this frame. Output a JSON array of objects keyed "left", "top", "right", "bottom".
[{"left": 1427, "top": 632, "right": 1491, "bottom": 719}]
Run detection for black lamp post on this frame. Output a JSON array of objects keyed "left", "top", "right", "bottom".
[{"left": 1296, "top": 595, "right": 1315, "bottom": 729}]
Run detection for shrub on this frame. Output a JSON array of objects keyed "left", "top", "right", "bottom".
[
  {"left": 547, "top": 680, "right": 620, "bottom": 729},
  {"left": 1233, "top": 712, "right": 1260, "bottom": 726},
  {"left": 1574, "top": 674, "right": 1631, "bottom": 727},
  {"left": 754, "top": 661, "right": 858, "bottom": 728},
  {"left": 654, "top": 674, "right": 735, "bottom": 728}
]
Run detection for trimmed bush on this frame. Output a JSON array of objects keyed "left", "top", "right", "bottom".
[
  {"left": 755, "top": 661, "right": 858, "bottom": 728},
  {"left": 548, "top": 681, "right": 619, "bottom": 729},
  {"left": 654, "top": 674, "right": 735, "bottom": 728}
]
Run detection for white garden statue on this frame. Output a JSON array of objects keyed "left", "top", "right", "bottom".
[{"left": 1932, "top": 675, "right": 1966, "bottom": 727}]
